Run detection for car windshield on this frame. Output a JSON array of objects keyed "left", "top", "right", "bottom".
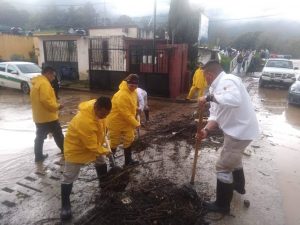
[
  {"left": 16, "top": 64, "right": 41, "bottom": 73},
  {"left": 266, "top": 60, "right": 293, "bottom": 69}
]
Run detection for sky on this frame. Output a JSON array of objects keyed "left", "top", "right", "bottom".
[{"left": 8, "top": 0, "right": 300, "bottom": 21}]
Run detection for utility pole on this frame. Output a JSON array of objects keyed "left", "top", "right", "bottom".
[{"left": 152, "top": 0, "right": 157, "bottom": 72}]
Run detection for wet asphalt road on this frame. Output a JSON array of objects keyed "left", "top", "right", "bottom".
[{"left": 0, "top": 75, "right": 300, "bottom": 224}]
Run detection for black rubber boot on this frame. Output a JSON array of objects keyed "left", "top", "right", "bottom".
[
  {"left": 60, "top": 183, "right": 73, "bottom": 220},
  {"left": 233, "top": 168, "right": 246, "bottom": 194},
  {"left": 144, "top": 109, "right": 150, "bottom": 122},
  {"left": 95, "top": 164, "right": 108, "bottom": 188},
  {"left": 34, "top": 154, "right": 48, "bottom": 162},
  {"left": 124, "top": 147, "right": 139, "bottom": 166},
  {"left": 203, "top": 179, "right": 233, "bottom": 214}
]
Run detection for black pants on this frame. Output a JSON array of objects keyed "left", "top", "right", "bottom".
[{"left": 34, "top": 120, "right": 64, "bottom": 159}]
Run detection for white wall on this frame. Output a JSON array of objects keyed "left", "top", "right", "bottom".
[
  {"left": 34, "top": 37, "right": 44, "bottom": 68},
  {"left": 89, "top": 27, "right": 139, "bottom": 38},
  {"left": 33, "top": 35, "right": 89, "bottom": 80},
  {"left": 128, "top": 28, "right": 138, "bottom": 38},
  {"left": 77, "top": 38, "right": 89, "bottom": 80}
]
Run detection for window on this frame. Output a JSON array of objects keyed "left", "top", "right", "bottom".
[
  {"left": 0, "top": 64, "right": 6, "bottom": 72},
  {"left": 7, "top": 65, "right": 18, "bottom": 74},
  {"left": 266, "top": 60, "right": 293, "bottom": 69},
  {"left": 16, "top": 64, "right": 41, "bottom": 73}
]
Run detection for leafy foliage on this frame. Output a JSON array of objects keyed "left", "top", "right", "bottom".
[
  {"left": 220, "top": 55, "right": 231, "bottom": 73},
  {"left": 168, "top": 0, "right": 200, "bottom": 62}
]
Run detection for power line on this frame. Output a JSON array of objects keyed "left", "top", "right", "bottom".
[
  {"left": 8, "top": 1, "right": 106, "bottom": 7},
  {"left": 210, "top": 13, "right": 283, "bottom": 22}
]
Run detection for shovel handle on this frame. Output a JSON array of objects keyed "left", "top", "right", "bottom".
[
  {"left": 190, "top": 108, "right": 204, "bottom": 185},
  {"left": 105, "top": 136, "right": 116, "bottom": 166}
]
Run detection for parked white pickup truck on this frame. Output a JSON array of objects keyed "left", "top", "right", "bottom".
[
  {"left": 259, "top": 58, "right": 297, "bottom": 88},
  {"left": 0, "top": 61, "right": 41, "bottom": 94}
]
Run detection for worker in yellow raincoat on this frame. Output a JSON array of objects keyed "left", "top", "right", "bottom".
[
  {"left": 30, "top": 66, "right": 64, "bottom": 162},
  {"left": 186, "top": 62, "right": 208, "bottom": 100},
  {"left": 107, "top": 74, "right": 141, "bottom": 166},
  {"left": 60, "top": 97, "right": 112, "bottom": 220}
]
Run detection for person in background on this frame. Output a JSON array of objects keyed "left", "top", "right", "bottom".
[
  {"left": 30, "top": 66, "right": 64, "bottom": 162},
  {"left": 51, "top": 75, "right": 60, "bottom": 100},
  {"left": 137, "top": 87, "right": 150, "bottom": 123},
  {"left": 107, "top": 74, "right": 141, "bottom": 166},
  {"left": 237, "top": 52, "right": 244, "bottom": 73},
  {"left": 186, "top": 62, "right": 208, "bottom": 100}
]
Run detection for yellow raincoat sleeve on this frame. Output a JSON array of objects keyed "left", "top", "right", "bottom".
[
  {"left": 39, "top": 82, "right": 59, "bottom": 112},
  {"left": 79, "top": 123, "right": 109, "bottom": 156},
  {"left": 116, "top": 94, "right": 140, "bottom": 128}
]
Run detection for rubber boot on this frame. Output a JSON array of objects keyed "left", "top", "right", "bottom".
[
  {"left": 95, "top": 164, "right": 108, "bottom": 188},
  {"left": 233, "top": 168, "right": 246, "bottom": 194},
  {"left": 124, "top": 147, "right": 139, "bottom": 166},
  {"left": 60, "top": 183, "right": 73, "bottom": 220},
  {"left": 144, "top": 109, "right": 150, "bottom": 122},
  {"left": 203, "top": 179, "right": 233, "bottom": 214},
  {"left": 35, "top": 154, "right": 48, "bottom": 162}
]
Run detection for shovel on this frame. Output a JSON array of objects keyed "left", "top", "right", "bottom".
[
  {"left": 105, "top": 135, "right": 116, "bottom": 167},
  {"left": 190, "top": 107, "right": 204, "bottom": 185}
]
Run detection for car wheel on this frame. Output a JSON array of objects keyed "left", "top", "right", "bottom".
[
  {"left": 21, "top": 82, "right": 30, "bottom": 94},
  {"left": 259, "top": 78, "right": 265, "bottom": 88}
]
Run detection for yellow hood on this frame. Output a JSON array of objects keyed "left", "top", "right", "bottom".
[
  {"left": 107, "top": 80, "right": 140, "bottom": 131},
  {"left": 30, "top": 75, "right": 59, "bottom": 123}
]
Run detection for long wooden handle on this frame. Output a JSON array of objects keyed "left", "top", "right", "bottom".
[
  {"left": 190, "top": 108, "right": 204, "bottom": 185},
  {"left": 105, "top": 136, "right": 116, "bottom": 166}
]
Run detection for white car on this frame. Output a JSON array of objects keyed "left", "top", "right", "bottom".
[
  {"left": 259, "top": 58, "right": 297, "bottom": 88},
  {"left": 0, "top": 61, "right": 41, "bottom": 94}
]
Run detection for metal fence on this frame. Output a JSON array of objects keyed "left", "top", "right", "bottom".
[
  {"left": 44, "top": 40, "right": 77, "bottom": 62},
  {"left": 43, "top": 40, "right": 79, "bottom": 80}
]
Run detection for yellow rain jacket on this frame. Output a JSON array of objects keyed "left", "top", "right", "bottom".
[
  {"left": 64, "top": 100, "right": 109, "bottom": 164},
  {"left": 193, "top": 68, "right": 207, "bottom": 90},
  {"left": 107, "top": 81, "right": 140, "bottom": 131},
  {"left": 187, "top": 68, "right": 208, "bottom": 99},
  {"left": 30, "top": 75, "right": 59, "bottom": 123}
]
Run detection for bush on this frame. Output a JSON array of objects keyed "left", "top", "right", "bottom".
[
  {"left": 10, "top": 54, "right": 26, "bottom": 61},
  {"left": 220, "top": 55, "right": 231, "bottom": 73}
]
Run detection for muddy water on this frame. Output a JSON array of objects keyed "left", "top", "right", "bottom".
[
  {"left": 0, "top": 88, "right": 104, "bottom": 190},
  {"left": 1, "top": 79, "right": 300, "bottom": 225},
  {"left": 255, "top": 85, "right": 300, "bottom": 225}
]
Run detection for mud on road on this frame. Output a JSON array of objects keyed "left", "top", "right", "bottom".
[{"left": 1, "top": 75, "right": 300, "bottom": 225}]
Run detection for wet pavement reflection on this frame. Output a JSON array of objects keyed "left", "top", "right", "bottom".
[{"left": 0, "top": 77, "right": 300, "bottom": 224}]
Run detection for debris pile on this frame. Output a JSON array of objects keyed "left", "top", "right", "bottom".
[
  {"left": 132, "top": 114, "right": 223, "bottom": 152},
  {"left": 76, "top": 179, "right": 209, "bottom": 225}
]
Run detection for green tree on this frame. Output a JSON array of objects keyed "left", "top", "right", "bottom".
[{"left": 168, "top": 0, "right": 200, "bottom": 61}]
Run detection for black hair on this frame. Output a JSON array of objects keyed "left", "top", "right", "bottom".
[
  {"left": 94, "top": 96, "right": 112, "bottom": 110},
  {"left": 124, "top": 73, "right": 139, "bottom": 84},
  {"left": 42, "top": 66, "right": 56, "bottom": 75},
  {"left": 202, "top": 60, "right": 223, "bottom": 72}
]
